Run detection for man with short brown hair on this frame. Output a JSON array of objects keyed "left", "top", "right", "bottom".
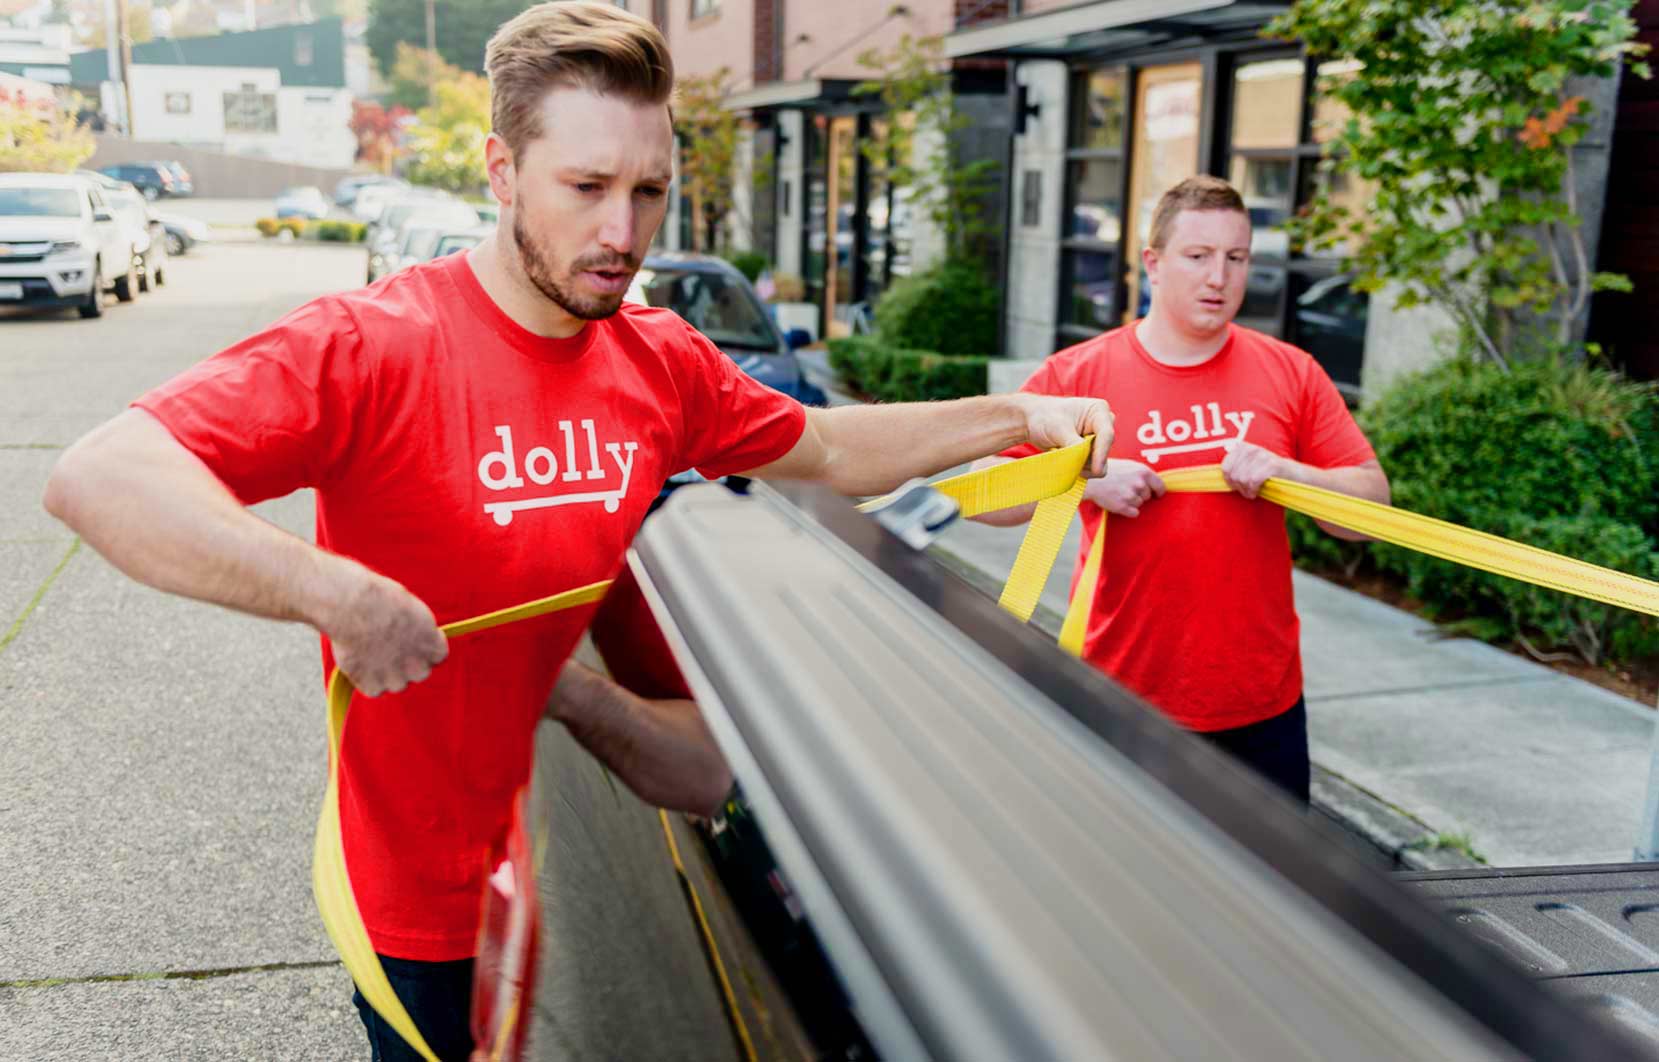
[
  {"left": 42, "top": 4, "right": 1112, "bottom": 1057},
  {"left": 978, "top": 174, "right": 1388, "bottom": 805}
]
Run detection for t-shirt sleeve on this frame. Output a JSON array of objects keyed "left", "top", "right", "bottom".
[
  {"left": 1293, "top": 355, "right": 1376, "bottom": 469},
  {"left": 674, "top": 320, "right": 808, "bottom": 479},
  {"left": 131, "top": 297, "right": 362, "bottom": 504}
]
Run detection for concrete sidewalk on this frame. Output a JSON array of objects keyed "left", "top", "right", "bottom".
[{"left": 930, "top": 514, "right": 1658, "bottom": 870}]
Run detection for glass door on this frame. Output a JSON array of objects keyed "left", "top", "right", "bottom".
[
  {"left": 824, "top": 114, "right": 859, "bottom": 338},
  {"left": 1123, "top": 62, "right": 1202, "bottom": 324}
]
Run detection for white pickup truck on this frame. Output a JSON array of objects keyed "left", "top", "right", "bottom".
[{"left": 0, "top": 172, "right": 137, "bottom": 319}]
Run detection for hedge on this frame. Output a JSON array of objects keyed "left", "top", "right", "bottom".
[
  {"left": 871, "top": 260, "right": 999, "bottom": 357},
  {"left": 255, "top": 218, "right": 367, "bottom": 242},
  {"left": 827, "top": 335, "right": 987, "bottom": 403},
  {"left": 1289, "top": 357, "right": 1659, "bottom": 666}
]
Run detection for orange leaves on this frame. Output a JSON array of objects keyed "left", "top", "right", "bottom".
[{"left": 1518, "top": 96, "right": 1584, "bottom": 149}]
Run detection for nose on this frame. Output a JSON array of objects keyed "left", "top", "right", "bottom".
[
  {"left": 596, "top": 193, "right": 635, "bottom": 256},
  {"left": 1204, "top": 252, "right": 1227, "bottom": 289}
]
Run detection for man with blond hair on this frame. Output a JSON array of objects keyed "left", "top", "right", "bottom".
[
  {"left": 42, "top": 3, "right": 1110, "bottom": 1056},
  {"left": 978, "top": 175, "right": 1388, "bottom": 806}
]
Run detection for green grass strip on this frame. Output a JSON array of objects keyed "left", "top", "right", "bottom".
[
  {"left": 0, "top": 959, "right": 341, "bottom": 990},
  {"left": 0, "top": 443, "right": 65, "bottom": 450},
  {"left": 0, "top": 538, "right": 81, "bottom": 654}
]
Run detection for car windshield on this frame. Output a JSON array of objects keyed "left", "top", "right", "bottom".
[
  {"left": 282, "top": 186, "right": 321, "bottom": 199},
  {"left": 633, "top": 267, "right": 779, "bottom": 350},
  {"left": 402, "top": 227, "right": 444, "bottom": 259},
  {"left": 0, "top": 187, "right": 81, "bottom": 217},
  {"left": 433, "top": 234, "right": 482, "bottom": 257}
]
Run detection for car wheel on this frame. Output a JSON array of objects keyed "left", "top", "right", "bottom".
[
  {"left": 138, "top": 258, "right": 151, "bottom": 293},
  {"left": 78, "top": 260, "right": 105, "bottom": 319},
  {"left": 142, "top": 186, "right": 159, "bottom": 201},
  {"left": 114, "top": 258, "right": 138, "bottom": 302},
  {"left": 165, "top": 232, "right": 186, "bottom": 256},
  {"left": 153, "top": 262, "right": 166, "bottom": 288}
]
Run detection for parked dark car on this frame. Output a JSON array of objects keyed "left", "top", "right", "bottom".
[
  {"left": 98, "top": 163, "right": 182, "bottom": 201},
  {"left": 629, "top": 253, "right": 826, "bottom": 508},
  {"left": 153, "top": 161, "right": 194, "bottom": 197}
]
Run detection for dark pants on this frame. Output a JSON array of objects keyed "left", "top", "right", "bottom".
[
  {"left": 351, "top": 954, "right": 475, "bottom": 1062},
  {"left": 1197, "top": 697, "right": 1311, "bottom": 805}
]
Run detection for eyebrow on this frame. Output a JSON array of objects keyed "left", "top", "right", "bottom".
[{"left": 557, "top": 168, "right": 673, "bottom": 185}]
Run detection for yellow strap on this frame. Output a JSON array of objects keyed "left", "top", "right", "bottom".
[
  {"left": 314, "top": 579, "right": 613, "bottom": 1062},
  {"left": 1159, "top": 466, "right": 1659, "bottom": 618}
]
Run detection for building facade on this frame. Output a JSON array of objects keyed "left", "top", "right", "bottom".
[
  {"left": 627, "top": 0, "right": 1007, "bottom": 342},
  {"left": 67, "top": 17, "right": 354, "bottom": 170}
]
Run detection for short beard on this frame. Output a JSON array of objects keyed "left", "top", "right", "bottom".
[{"left": 511, "top": 211, "right": 634, "bottom": 321}]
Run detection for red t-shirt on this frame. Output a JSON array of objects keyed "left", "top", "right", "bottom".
[
  {"left": 1007, "top": 323, "right": 1374, "bottom": 732},
  {"left": 134, "top": 251, "right": 806, "bottom": 960}
]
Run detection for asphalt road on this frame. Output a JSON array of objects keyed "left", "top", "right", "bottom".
[{"left": 0, "top": 241, "right": 367, "bottom": 1060}]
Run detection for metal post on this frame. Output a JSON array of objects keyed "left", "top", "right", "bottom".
[
  {"left": 1635, "top": 690, "right": 1659, "bottom": 861},
  {"left": 425, "top": 0, "right": 437, "bottom": 106},
  {"left": 117, "top": 0, "right": 134, "bottom": 138},
  {"left": 102, "top": 0, "right": 125, "bottom": 133}
]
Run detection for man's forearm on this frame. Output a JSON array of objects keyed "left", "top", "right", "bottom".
[
  {"left": 547, "top": 662, "right": 732, "bottom": 816},
  {"left": 43, "top": 408, "right": 352, "bottom": 632},
  {"left": 1283, "top": 460, "right": 1391, "bottom": 541},
  {"left": 793, "top": 395, "right": 1039, "bottom": 496}
]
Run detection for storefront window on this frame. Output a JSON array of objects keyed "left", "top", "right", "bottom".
[
  {"left": 1227, "top": 56, "right": 1303, "bottom": 336},
  {"left": 1058, "top": 67, "right": 1128, "bottom": 342}
]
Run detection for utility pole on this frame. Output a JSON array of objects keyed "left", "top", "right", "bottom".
[
  {"left": 425, "top": 0, "right": 437, "bottom": 107},
  {"left": 101, "top": 0, "right": 125, "bottom": 133},
  {"left": 117, "top": 0, "right": 134, "bottom": 138}
]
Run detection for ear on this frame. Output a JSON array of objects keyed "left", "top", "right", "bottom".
[
  {"left": 485, "top": 133, "right": 516, "bottom": 208},
  {"left": 1142, "top": 243, "right": 1161, "bottom": 288}
]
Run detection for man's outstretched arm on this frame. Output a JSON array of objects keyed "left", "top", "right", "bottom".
[
  {"left": 42, "top": 408, "right": 447, "bottom": 694},
  {"left": 742, "top": 393, "right": 1113, "bottom": 495},
  {"left": 547, "top": 660, "right": 732, "bottom": 817}
]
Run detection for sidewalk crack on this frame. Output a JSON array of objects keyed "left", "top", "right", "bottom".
[
  {"left": 0, "top": 538, "right": 81, "bottom": 655},
  {"left": 0, "top": 959, "right": 342, "bottom": 990}
]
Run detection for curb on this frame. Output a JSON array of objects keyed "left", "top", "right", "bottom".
[{"left": 926, "top": 545, "right": 1481, "bottom": 872}]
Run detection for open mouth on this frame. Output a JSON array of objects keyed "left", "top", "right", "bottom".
[{"left": 584, "top": 268, "right": 631, "bottom": 294}]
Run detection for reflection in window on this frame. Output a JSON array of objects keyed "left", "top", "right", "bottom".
[
  {"left": 1066, "top": 158, "right": 1122, "bottom": 243},
  {"left": 1070, "top": 70, "right": 1126, "bottom": 151},
  {"left": 1290, "top": 272, "right": 1368, "bottom": 393},
  {"left": 1227, "top": 57, "right": 1303, "bottom": 336},
  {"left": 1061, "top": 249, "right": 1116, "bottom": 330},
  {"left": 633, "top": 268, "right": 778, "bottom": 350}
]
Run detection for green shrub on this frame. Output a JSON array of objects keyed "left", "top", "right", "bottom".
[
  {"left": 1307, "top": 357, "right": 1659, "bottom": 666},
  {"left": 872, "top": 260, "right": 998, "bottom": 356},
  {"left": 255, "top": 217, "right": 281, "bottom": 237},
  {"left": 724, "top": 250, "right": 769, "bottom": 284},
  {"left": 314, "top": 219, "right": 367, "bottom": 242},
  {"left": 826, "top": 335, "right": 987, "bottom": 403}
]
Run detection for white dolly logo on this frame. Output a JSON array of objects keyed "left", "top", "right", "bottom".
[
  {"left": 1136, "top": 403, "right": 1256, "bottom": 465},
  {"left": 476, "top": 423, "right": 640, "bottom": 526}
]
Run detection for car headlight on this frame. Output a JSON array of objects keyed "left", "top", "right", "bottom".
[{"left": 49, "top": 240, "right": 82, "bottom": 255}]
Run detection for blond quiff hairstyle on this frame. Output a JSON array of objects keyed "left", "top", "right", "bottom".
[
  {"left": 1147, "top": 175, "right": 1247, "bottom": 250},
  {"left": 485, "top": 1, "right": 674, "bottom": 160}
]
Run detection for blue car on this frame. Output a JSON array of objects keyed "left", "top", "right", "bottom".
[{"left": 627, "top": 253, "right": 825, "bottom": 509}]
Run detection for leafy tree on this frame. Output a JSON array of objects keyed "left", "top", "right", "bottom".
[
  {"left": 855, "top": 34, "right": 998, "bottom": 265},
  {"left": 1269, "top": 0, "right": 1649, "bottom": 367},
  {"left": 674, "top": 68, "right": 742, "bottom": 253},
  {"left": 0, "top": 88, "right": 94, "bottom": 172},
  {"left": 367, "top": 0, "right": 536, "bottom": 80},
  {"left": 80, "top": 2, "right": 153, "bottom": 48},
  {"left": 404, "top": 72, "right": 490, "bottom": 193},
  {"left": 386, "top": 42, "right": 465, "bottom": 110},
  {"left": 350, "top": 99, "right": 411, "bottom": 171}
]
